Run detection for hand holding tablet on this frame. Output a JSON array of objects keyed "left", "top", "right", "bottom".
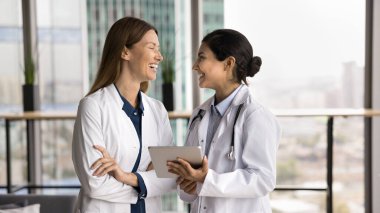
[{"left": 148, "top": 146, "right": 203, "bottom": 178}]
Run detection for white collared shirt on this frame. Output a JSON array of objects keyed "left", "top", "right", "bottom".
[{"left": 205, "top": 85, "right": 243, "bottom": 156}]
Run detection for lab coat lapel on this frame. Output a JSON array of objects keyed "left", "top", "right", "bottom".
[
  {"left": 213, "top": 108, "right": 231, "bottom": 141},
  {"left": 231, "top": 85, "right": 250, "bottom": 107},
  {"left": 141, "top": 97, "right": 155, "bottom": 147},
  {"left": 141, "top": 97, "right": 156, "bottom": 169},
  {"left": 196, "top": 99, "right": 212, "bottom": 154},
  {"left": 197, "top": 112, "right": 209, "bottom": 154},
  {"left": 107, "top": 84, "right": 140, "bottom": 148},
  {"left": 213, "top": 85, "right": 249, "bottom": 142}
]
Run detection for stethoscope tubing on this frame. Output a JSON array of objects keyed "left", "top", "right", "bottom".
[
  {"left": 189, "top": 103, "right": 244, "bottom": 161},
  {"left": 228, "top": 103, "right": 244, "bottom": 160}
]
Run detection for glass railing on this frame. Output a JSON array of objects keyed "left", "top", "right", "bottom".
[{"left": 1, "top": 109, "right": 379, "bottom": 213}]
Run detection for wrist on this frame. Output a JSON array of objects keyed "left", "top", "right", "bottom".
[
  {"left": 125, "top": 172, "right": 138, "bottom": 187},
  {"left": 198, "top": 171, "right": 207, "bottom": 183}
]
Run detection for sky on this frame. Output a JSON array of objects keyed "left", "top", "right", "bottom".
[{"left": 224, "top": 0, "right": 365, "bottom": 82}]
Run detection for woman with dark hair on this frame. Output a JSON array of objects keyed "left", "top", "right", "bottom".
[
  {"left": 72, "top": 17, "right": 175, "bottom": 213},
  {"left": 167, "top": 29, "right": 281, "bottom": 212}
]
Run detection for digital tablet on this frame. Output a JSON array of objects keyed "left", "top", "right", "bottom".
[{"left": 148, "top": 146, "right": 203, "bottom": 178}]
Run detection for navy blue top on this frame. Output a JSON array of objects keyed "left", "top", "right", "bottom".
[{"left": 114, "top": 84, "right": 147, "bottom": 213}]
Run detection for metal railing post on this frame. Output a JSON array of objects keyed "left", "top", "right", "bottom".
[
  {"left": 327, "top": 117, "right": 334, "bottom": 213},
  {"left": 5, "top": 120, "right": 12, "bottom": 193}
]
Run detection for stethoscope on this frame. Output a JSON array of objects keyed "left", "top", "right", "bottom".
[{"left": 188, "top": 103, "right": 244, "bottom": 161}]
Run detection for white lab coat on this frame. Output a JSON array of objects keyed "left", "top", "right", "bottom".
[
  {"left": 72, "top": 84, "right": 176, "bottom": 213},
  {"left": 180, "top": 85, "right": 281, "bottom": 213}
]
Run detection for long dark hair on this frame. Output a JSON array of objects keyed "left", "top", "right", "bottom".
[
  {"left": 202, "top": 29, "right": 262, "bottom": 85},
  {"left": 87, "top": 17, "right": 157, "bottom": 96}
]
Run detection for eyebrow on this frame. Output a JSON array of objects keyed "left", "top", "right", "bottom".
[{"left": 146, "top": 42, "right": 160, "bottom": 47}]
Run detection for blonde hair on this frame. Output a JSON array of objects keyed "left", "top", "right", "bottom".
[{"left": 87, "top": 17, "right": 157, "bottom": 96}]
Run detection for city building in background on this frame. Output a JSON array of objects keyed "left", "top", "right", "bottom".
[
  {"left": 0, "top": 0, "right": 24, "bottom": 111},
  {"left": 200, "top": 0, "right": 224, "bottom": 102},
  {"left": 342, "top": 61, "right": 364, "bottom": 108},
  {"left": 36, "top": 0, "right": 87, "bottom": 110},
  {"left": 87, "top": 0, "right": 188, "bottom": 105}
]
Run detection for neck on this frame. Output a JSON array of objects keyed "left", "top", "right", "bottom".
[
  {"left": 214, "top": 83, "right": 240, "bottom": 104},
  {"left": 115, "top": 76, "right": 140, "bottom": 108}
]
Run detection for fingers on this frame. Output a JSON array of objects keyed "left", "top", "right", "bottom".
[
  {"left": 90, "top": 157, "right": 111, "bottom": 170},
  {"left": 176, "top": 176, "right": 186, "bottom": 185},
  {"left": 90, "top": 145, "right": 129, "bottom": 181},
  {"left": 167, "top": 161, "right": 188, "bottom": 177},
  {"left": 183, "top": 181, "right": 197, "bottom": 194},
  {"left": 91, "top": 145, "right": 114, "bottom": 176},
  {"left": 98, "top": 164, "right": 118, "bottom": 176},
  {"left": 176, "top": 158, "right": 194, "bottom": 171},
  {"left": 202, "top": 156, "right": 208, "bottom": 165},
  {"left": 93, "top": 145, "right": 110, "bottom": 158},
  {"left": 176, "top": 157, "right": 209, "bottom": 182},
  {"left": 202, "top": 156, "right": 209, "bottom": 171},
  {"left": 92, "top": 161, "right": 114, "bottom": 176},
  {"left": 180, "top": 179, "right": 195, "bottom": 190},
  {"left": 179, "top": 179, "right": 197, "bottom": 195},
  {"left": 176, "top": 176, "right": 184, "bottom": 185},
  {"left": 167, "top": 164, "right": 181, "bottom": 176},
  {"left": 168, "top": 158, "right": 202, "bottom": 181}
]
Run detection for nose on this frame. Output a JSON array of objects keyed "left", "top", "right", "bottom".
[
  {"left": 192, "top": 61, "right": 199, "bottom": 71},
  {"left": 156, "top": 50, "right": 163, "bottom": 62}
]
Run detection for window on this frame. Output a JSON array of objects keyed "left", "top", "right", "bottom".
[
  {"left": 224, "top": 0, "right": 365, "bottom": 212},
  {"left": 0, "top": 0, "right": 24, "bottom": 192}
]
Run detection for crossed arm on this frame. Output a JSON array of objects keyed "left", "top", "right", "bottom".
[{"left": 91, "top": 145, "right": 153, "bottom": 186}]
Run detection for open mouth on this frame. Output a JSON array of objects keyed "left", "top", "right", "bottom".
[
  {"left": 198, "top": 72, "right": 205, "bottom": 80},
  {"left": 149, "top": 64, "right": 158, "bottom": 71},
  {"left": 149, "top": 64, "right": 158, "bottom": 68}
]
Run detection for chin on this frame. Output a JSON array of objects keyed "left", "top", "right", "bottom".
[
  {"left": 147, "top": 74, "right": 157, "bottom": 81},
  {"left": 198, "top": 82, "right": 207, "bottom": 88}
]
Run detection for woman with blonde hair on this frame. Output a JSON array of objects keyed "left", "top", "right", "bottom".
[{"left": 72, "top": 17, "right": 175, "bottom": 213}]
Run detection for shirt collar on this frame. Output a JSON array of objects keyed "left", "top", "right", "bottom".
[
  {"left": 114, "top": 84, "right": 144, "bottom": 115},
  {"left": 211, "top": 84, "right": 242, "bottom": 116}
]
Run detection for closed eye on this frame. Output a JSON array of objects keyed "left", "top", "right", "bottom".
[
  {"left": 148, "top": 46, "right": 160, "bottom": 52},
  {"left": 197, "top": 56, "right": 205, "bottom": 61}
]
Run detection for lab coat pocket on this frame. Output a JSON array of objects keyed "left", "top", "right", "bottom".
[{"left": 211, "top": 145, "right": 235, "bottom": 173}]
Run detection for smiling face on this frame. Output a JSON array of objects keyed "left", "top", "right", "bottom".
[
  {"left": 122, "top": 29, "right": 163, "bottom": 82},
  {"left": 192, "top": 43, "right": 227, "bottom": 90}
]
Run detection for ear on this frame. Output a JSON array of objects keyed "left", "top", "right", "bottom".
[
  {"left": 121, "top": 47, "right": 131, "bottom": 60},
  {"left": 224, "top": 56, "right": 236, "bottom": 72}
]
